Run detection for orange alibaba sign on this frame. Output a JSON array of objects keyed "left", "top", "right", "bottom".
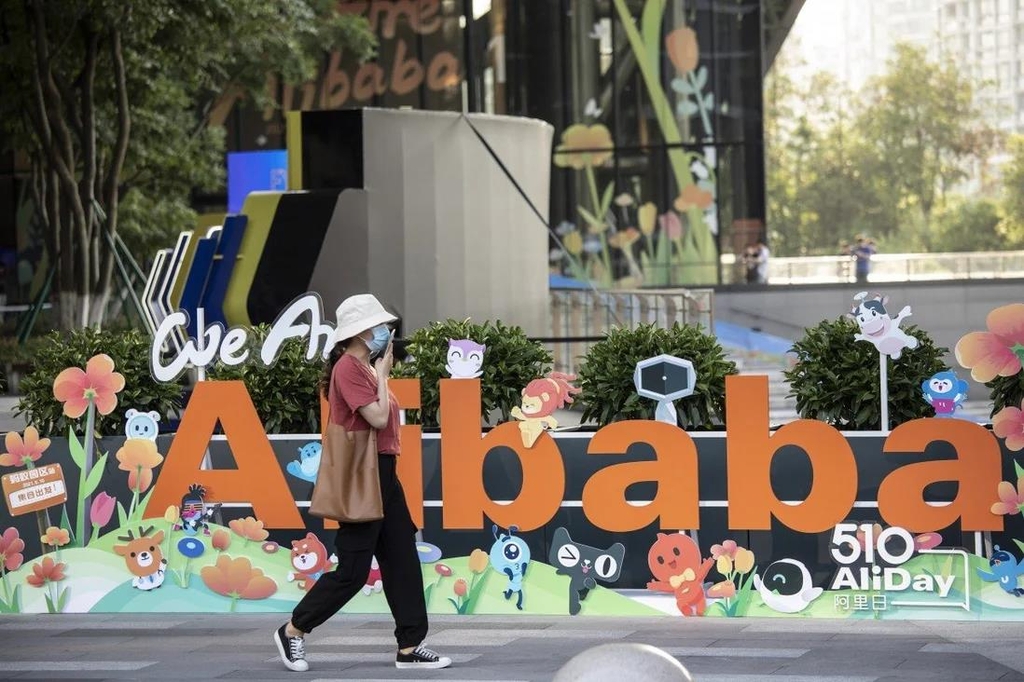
[{"left": 147, "top": 375, "right": 1004, "bottom": 535}]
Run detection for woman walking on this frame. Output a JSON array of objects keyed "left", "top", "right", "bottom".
[{"left": 274, "top": 294, "right": 451, "bottom": 673}]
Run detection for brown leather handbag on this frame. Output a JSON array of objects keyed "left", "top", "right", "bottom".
[{"left": 309, "top": 401, "right": 384, "bottom": 524}]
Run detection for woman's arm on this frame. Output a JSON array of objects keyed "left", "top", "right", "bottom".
[{"left": 357, "top": 343, "right": 393, "bottom": 430}]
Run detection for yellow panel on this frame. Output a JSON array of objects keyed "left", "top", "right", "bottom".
[
  {"left": 286, "top": 110, "right": 303, "bottom": 190},
  {"left": 169, "top": 230, "right": 198, "bottom": 310},
  {"left": 197, "top": 212, "right": 226, "bottom": 231},
  {"left": 221, "top": 193, "right": 282, "bottom": 327}
]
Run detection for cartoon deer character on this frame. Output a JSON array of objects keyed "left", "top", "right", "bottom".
[
  {"left": 848, "top": 291, "right": 919, "bottom": 359},
  {"left": 113, "top": 526, "right": 168, "bottom": 591},
  {"left": 510, "top": 372, "right": 581, "bottom": 447}
]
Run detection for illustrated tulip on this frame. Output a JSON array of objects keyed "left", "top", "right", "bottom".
[
  {"left": 454, "top": 578, "right": 468, "bottom": 597},
  {"left": 734, "top": 548, "right": 755, "bottom": 575},
  {"left": 89, "top": 492, "right": 116, "bottom": 529}
]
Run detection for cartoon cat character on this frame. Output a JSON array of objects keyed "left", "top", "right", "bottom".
[
  {"left": 446, "top": 339, "right": 486, "bottom": 379},
  {"left": 286, "top": 442, "right": 322, "bottom": 483},
  {"left": 548, "top": 527, "right": 624, "bottom": 616},
  {"left": 646, "top": 532, "right": 714, "bottom": 617},
  {"left": 288, "top": 533, "right": 337, "bottom": 591}
]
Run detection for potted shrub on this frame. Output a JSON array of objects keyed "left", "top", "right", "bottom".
[
  {"left": 16, "top": 328, "right": 183, "bottom": 436},
  {"left": 394, "top": 319, "right": 552, "bottom": 428},
  {"left": 784, "top": 317, "right": 947, "bottom": 430},
  {"left": 575, "top": 323, "right": 737, "bottom": 429}
]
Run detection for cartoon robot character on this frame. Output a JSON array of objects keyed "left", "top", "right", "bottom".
[
  {"left": 362, "top": 556, "right": 383, "bottom": 596},
  {"left": 446, "top": 339, "right": 486, "bottom": 379},
  {"left": 286, "top": 442, "right": 322, "bottom": 483},
  {"left": 549, "top": 527, "right": 624, "bottom": 616},
  {"left": 113, "top": 526, "right": 168, "bottom": 591},
  {"left": 510, "top": 372, "right": 581, "bottom": 448},
  {"left": 753, "top": 559, "right": 823, "bottom": 614},
  {"left": 288, "top": 532, "right": 337, "bottom": 591},
  {"left": 646, "top": 532, "right": 714, "bottom": 617},
  {"left": 124, "top": 409, "right": 161, "bottom": 441},
  {"left": 976, "top": 545, "right": 1024, "bottom": 596},
  {"left": 175, "top": 484, "right": 220, "bottom": 537},
  {"left": 847, "top": 291, "right": 919, "bottom": 359},
  {"left": 488, "top": 524, "right": 531, "bottom": 610},
  {"left": 921, "top": 370, "right": 969, "bottom": 418}
]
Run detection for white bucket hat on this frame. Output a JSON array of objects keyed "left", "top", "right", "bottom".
[{"left": 332, "top": 294, "right": 398, "bottom": 345}]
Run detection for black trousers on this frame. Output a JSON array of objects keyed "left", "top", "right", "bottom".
[{"left": 291, "top": 454, "right": 428, "bottom": 649}]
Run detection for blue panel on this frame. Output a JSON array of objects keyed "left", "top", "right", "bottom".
[
  {"left": 227, "top": 150, "right": 288, "bottom": 214},
  {"left": 200, "top": 214, "right": 248, "bottom": 327},
  {"left": 178, "top": 236, "right": 220, "bottom": 338}
]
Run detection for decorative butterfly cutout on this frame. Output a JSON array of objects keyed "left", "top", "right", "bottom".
[{"left": 584, "top": 98, "right": 603, "bottom": 118}]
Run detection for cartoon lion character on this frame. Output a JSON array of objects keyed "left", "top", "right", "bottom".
[
  {"left": 287, "top": 533, "right": 337, "bottom": 591},
  {"left": 510, "top": 372, "right": 581, "bottom": 447},
  {"left": 646, "top": 532, "right": 714, "bottom": 617}
]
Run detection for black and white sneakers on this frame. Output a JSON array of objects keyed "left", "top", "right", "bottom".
[
  {"left": 274, "top": 624, "right": 309, "bottom": 672},
  {"left": 396, "top": 644, "right": 453, "bottom": 670}
]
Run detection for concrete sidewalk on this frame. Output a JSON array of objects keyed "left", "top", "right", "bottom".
[{"left": 0, "top": 613, "right": 1021, "bottom": 681}]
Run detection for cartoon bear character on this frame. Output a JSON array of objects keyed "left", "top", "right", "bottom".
[
  {"left": 113, "top": 526, "right": 168, "bottom": 591},
  {"left": 362, "top": 556, "right": 383, "bottom": 596},
  {"left": 286, "top": 442, "right": 322, "bottom": 483},
  {"left": 646, "top": 532, "right": 714, "bottom": 617},
  {"left": 125, "top": 409, "right": 161, "bottom": 441},
  {"left": 287, "top": 532, "right": 337, "bottom": 591}
]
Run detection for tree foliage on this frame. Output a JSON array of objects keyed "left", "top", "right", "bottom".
[
  {"left": 0, "top": 0, "right": 375, "bottom": 328},
  {"left": 766, "top": 42, "right": 1001, "bottom": 255}
]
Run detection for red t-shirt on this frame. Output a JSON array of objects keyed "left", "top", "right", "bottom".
[{"left": 329, "top": 354, "right": 401, "bottom": 455}]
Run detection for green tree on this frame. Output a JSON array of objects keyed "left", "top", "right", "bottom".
[
  {"left": 1000, "top": 135, "right": 1024, "bottom": 246},
  {"left": 0, "top": 0, "right": 374, "bottom": 329},
  {"left": 931, "top": 198, "right": 1010, "bottom": 253}
]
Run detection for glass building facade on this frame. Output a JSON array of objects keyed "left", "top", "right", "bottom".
[{"left": 222, "top": 0, "right": 767, "bottom": 288}]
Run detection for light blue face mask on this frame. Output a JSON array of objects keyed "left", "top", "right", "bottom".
[{"left": 366, "top": 324, "right": 391, "bottom": 355}]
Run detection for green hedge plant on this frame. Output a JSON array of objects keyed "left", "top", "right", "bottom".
[
  {"left": 394, "top": 319, "right": 552, "bottom": 428},
  {"left": 207, "top": 325, "right": 322, "bottom": 434},
  {"left": 785, "top": 317, "right": 947, "bottom": 430},
  {"left": 16, "top": 328, "right": 183, "bottom": 437},
  {"left": 575, "top": 323, "right": 738, "bottom": 429}
]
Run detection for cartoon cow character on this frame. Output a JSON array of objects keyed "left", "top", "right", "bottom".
[
  {"left": 847, "top": 292, "right": 919, "bottom": 359},
  {"left": 113, "top": 526, "right": 168, "bottom": 591},
  {"left": 288, "top": 532, "right": 337, "bottom": 591},
  {"left": 124, "top": 409, "right": 160, "bottom": 441}
]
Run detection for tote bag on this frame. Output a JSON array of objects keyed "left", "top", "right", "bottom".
[{"left": 309, "top": 394, "right": 384, "bottom": 524}]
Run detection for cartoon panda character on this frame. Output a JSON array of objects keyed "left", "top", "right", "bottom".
[
  {"left": 125, "top": 409, "right": 161, "bottom": 441},
  {"left": 754, "top": 559, "right": 823, "bottom": 614},
  {"left": 921, "top": 370, "right": 969, "bottom": 418},
  {"left": 286, "top": 442, "right": 322, "bottom": 483}
]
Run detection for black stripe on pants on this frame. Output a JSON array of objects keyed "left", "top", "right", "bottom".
[{"left": 291, "top": 454, "right": 428, "bottom": 649}]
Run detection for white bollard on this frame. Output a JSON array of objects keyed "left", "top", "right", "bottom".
[{"left": 553, "top": 643, "right": 694, "bottom": 681}]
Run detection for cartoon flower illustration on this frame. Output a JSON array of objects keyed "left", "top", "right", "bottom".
[
  {"left": 991, "top": 477, "right": 1024, "bottom": 516},
  {"left": 0, "top": 528, "right": 24, "bottom": 572},
  {"left": 659, "top": 212, "right": 683, "bottom": 240},
  {"left": 993, "top": 401, "right": 1024, "bottom": 452},
  {"left": 674, "top": 185, "right": 714, "bottom": 212},
  {"left": 614, "top": 193, "right": 635, "bottom": 207},
  {"left": 0, "top": 426, "right": 50, "bottom": 468},
  {"left": 178, "top": 537, "right": 206, "bottom": 559},
  {"left": 468, "top": 549, "right": 489, "bottom": 574},
  {"left": 665, "top": 26, "right": 699, "bottom": 75},
  {"left": 26, "top": 556, "right": 65, "bottom": 587},
  {"left": 115, "top": 438, "right": 164, "bottom": 494},
  {"left": 435, "top": 563, "right": 453, "bottom": 578},
  {"left": 553, "top": 124, "right": 614, "bottom": 169},
  {"left": 453, "top": 578, "right": 468, "bottom": 598},
  {"left": 638, "top": 202, "right": 657, "bottom": 236},
  {"left": 262, "top": 541, "right": 280, "bottom": 554},
  {"left": 856, "top": 523, "right": 884, "bottom": 551},
  {"left": 229, "top": 516, "right": 270, "bottom": 545},
  {"left": 715, "top": 554, "right": 732, "bottom": 576},
  {"left": 733, "top": 548, "right": 755, "bottom": 575},
  {"left": 163, "top": 505, "right": 179, "bottom": 523},
  {"left": 710, "top": 539, "right": 738, "bottom": 560},
  {"left": 89, "top": 492, "right": 116, "bottom": 530},
  {"left": 955, "top": 304, "right": 1024, "bottom": 382},
  {"left": 416, "top": 542, "right": 442, "bottom": 564},
  {"left": 40, "top": 526, "right": 70, "bottom": 549},
  {"left": 710, "top": 542, "right": 757, "bottom": 618},
  {"left": 212, "top": 530, "right": 231, "bottom": 552},
  {"left": 914, "top": 532, "right": 942, "bottom": 551},
  {"left": 707, "top": 580, "right": 736, "bottom": 599},
  {"left": 201, "top": 555, "right": 278, "bottom": 611},
  {"left": 52, "top": 354, "right": 125, "bottom": 418},
  {"left": 562, "top": 230, "right": 584, "bottom": 256}
]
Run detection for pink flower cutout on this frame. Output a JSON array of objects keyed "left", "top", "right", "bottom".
[
  {"left": 991, "top": 478, "right": 1024, "bottom": 516},
  {"left": 955, "top": 304, "right": 1024, "bottom": 383},
  {"left": 0, "top": 426, "right": 50, "bottom": 468},
  {"left": 993, "top": 401, "right": 1024, "bottom": 452},
  {"left": 710, "top": 539, "right": 738, "bottom": 560},
  {"left": 52, "top": 354, "right": 125, "bottom": 419},
  {"left": 0, "top": 527, "right": 25, "bottom": 572}
]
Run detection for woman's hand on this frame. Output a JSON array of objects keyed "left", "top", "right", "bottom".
[{"left": 374, "top": 340, "right": 394, "bottom": 377}]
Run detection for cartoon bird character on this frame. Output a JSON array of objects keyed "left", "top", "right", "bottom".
[
  {"left": 753, "top": 559, "right": 823, "bottom": 614},
  {"left": 175, "top": 483, "right": 220, "bottom": 537},
  {"left": 446, "top": 339, "right": 486, "bottom": 379},
  {"left": 646, "top": 532, "right": 714, "bottom": 617},
  {"left": 847, "top": 291, "right": 919, "bottom": 359},
  {"left": 113, "top": 526, "right": 168, "bottom": 591},
  {"left": 976, "top": 545, "right": 1024, "bottom": 596},
  {"left": 288, "top": 532, "right": 337, "bottom": 591},
  {"left": 362, "top": 556, "right": 383, "bottom": 596},
  {"left": 921, "top": 370, "right": 969, "bottom": 418},
  {"left": 510, "top": 372, "right": 581, "bottom": 448},
  {"left": 488, "top": 524, "right": 531, "bottom": 610},
  {"left": 286, "top": 442, "right": 322, "bottom": 483}
]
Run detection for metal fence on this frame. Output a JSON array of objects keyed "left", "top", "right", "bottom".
[
  {"left": 545, "top": 288, "right": 714, "bottom": 375},
  {"left": 721, "top": 250, "right": 1024, "bottom": 285}
]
